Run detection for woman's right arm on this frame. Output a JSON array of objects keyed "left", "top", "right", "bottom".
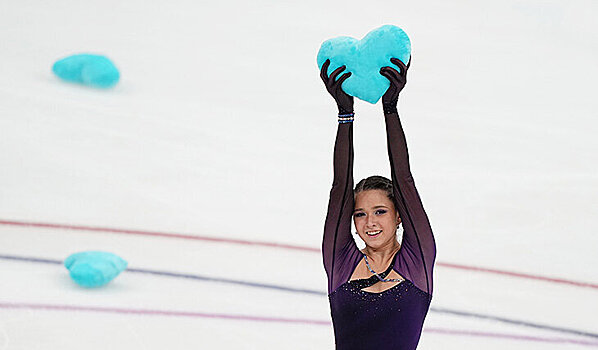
[
  {"left": 322, "top": 122, "right": 357, "bottom": 293},
  {"left": 319, "top": 59, "right": 359, "bottom": 293}
]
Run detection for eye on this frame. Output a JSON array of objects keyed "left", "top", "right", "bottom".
[
  {"left": 375, "top": 209, "right": 387, "bottom": 215},
  {"left": 354, "top": 212, "right": 365, "bottom": 218}
]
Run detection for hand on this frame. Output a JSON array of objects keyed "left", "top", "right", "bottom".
[
  {"left": 380, "top": 57, "right": 411, "bottom": 114},
  {"left": 320, "top": 59, "right": 354, "bottom": 114}
]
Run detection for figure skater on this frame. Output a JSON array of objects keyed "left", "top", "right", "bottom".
[{"left": 320, "top": 57, "right": 436, "bottom": 349}]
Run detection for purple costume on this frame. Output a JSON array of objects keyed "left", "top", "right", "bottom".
[{"left": 322, "top": 112, "right": 436, "bottom": 349}]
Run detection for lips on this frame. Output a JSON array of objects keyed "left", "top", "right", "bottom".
[{"left": 365, "top": 230, "right": 382, "bottom": 237}]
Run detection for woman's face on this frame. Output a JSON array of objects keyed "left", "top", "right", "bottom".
[{"left": 353, "top": 189, "right": 401, "bottom": 250}]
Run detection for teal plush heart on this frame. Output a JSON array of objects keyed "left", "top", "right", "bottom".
[
  {"left": 52, "top": 54, "right": 120, "bottom": 88},
  {"left": 64, "top": 251, "right": 127, "bottom": 288},
  {"left": 317, "top": 25, "right": 411, "bottom": 104}
]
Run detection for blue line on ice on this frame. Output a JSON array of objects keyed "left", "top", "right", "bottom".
[{"left": 1, "top": 253, "right": 596, "bottom": 340}]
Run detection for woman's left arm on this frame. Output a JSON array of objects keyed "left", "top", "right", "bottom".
[{"left": 381, "top": 58, "right": 436, "bottom": 296}]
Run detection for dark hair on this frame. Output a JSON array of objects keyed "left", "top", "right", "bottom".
[{"left": 354, "top": 175, "right": 398, "bottom": 209}]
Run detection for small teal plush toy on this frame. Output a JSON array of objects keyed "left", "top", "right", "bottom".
[
  {"left": 52, "top": 54, "right": 120, "bottom": 88},
  {"left": 317, "top": 25, "right": 411, "bottom": 104},
  {"left": 64, "top": 251, "right": 127, "bottom": 288}
]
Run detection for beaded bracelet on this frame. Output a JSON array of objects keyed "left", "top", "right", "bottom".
[{"left": 338, "top": 113, "right": 355, "bottom": 123}]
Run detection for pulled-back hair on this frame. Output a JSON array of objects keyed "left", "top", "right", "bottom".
[{"left": 354, "top": 175, "right": 398, "bottom": 209}]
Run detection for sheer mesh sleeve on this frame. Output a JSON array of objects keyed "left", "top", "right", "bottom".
[
  {"left": 385, "top": 112, "right": 436, "bottom": 296},
  {"left": 322, "top": 122, "right": 361, "bottom": 294}
]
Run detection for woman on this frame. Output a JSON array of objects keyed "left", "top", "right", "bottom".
[{"left": 320, "top": 57, "right": 436, "bottom": 349}]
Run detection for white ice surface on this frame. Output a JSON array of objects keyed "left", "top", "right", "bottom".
[{"left": 0, "top": 0, "right": 597, "bottom": 349}]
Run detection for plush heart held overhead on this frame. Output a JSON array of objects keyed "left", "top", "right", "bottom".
[{"left": 317, "top": 25, "right": 411, "bottom": 104}]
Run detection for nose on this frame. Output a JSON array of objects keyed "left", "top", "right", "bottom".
[{"left": 366, "top": 214, "right": 377, "bottom": 227}]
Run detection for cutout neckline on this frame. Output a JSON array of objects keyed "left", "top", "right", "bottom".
[
  {"left": 352, "top": 279, "right": 407, "bottom": 295},
  {"left": 348, "top": 251, "right": 404, "bottom": 292}
]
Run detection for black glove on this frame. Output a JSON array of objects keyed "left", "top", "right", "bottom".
[
  {"left": 380, "top": 57, "right": 410, "bottom": 115},
  {"left": 320, "top": 59, "right": 354, "bottom": 114}
]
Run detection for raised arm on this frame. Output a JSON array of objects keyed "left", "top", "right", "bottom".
[
  {"left": 320, "top": 59, "right": 361, "bottom": 294},
  {"left": 322, "top": 122, "right": 359, "bottom": 293},
  {"left": 381, "top": 57, "right": 436, "bottom": 296}
]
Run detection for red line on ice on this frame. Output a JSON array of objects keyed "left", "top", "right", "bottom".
[
  {"left": 436, "top": 262, "right": 598, "bottom": 289},
  {"left": 1, "top": 302, "right": 597, "bottom": 346},
  {"left": 2, "top": 219, "right": 597, "bottom": 290},
  {"left": 424, "top": 328, "right": 598, "bottom": 347},
  {"left": 0, "top": 301, "right": 329, "bottom": 325},
  {"left": 0, "top": 219, "right": 318, "bottom": 252}
]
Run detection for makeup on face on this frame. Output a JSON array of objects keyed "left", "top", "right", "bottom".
[{"left": 353, "top": 190, "right": 399, "bottom": 247}]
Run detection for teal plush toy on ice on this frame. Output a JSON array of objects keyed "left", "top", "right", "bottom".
[
  {"left": 52, "top": 54, "right": 120, "bottom": 88},
  {"left": 64, "top": 251, "right": 127, "bottom": 288},
  {"left": 317, "top": 25, "right": 411, "bottom": 104}
]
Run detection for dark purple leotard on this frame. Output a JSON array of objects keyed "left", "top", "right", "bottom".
[{"left": 322, "top": 112, "right": 436, "bottom": 349}]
